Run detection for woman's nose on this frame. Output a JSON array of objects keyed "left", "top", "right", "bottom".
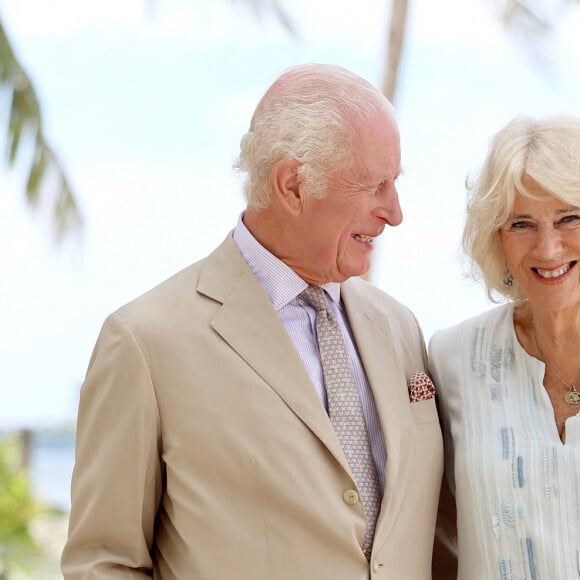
[{"left": 535, "top": 226, "right": 563, "bottom": 257}]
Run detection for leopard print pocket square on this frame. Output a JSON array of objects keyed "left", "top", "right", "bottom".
[{"left": 407, "top": 371, "right": 436, "bottom": 402}]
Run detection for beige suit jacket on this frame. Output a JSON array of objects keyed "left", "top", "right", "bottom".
[{"left": 62, "top": 233, "right": 444, "bottom": 579}]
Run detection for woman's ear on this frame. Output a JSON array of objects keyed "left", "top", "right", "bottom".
[{"left": 270, "top": 159, "right": 304, "bottom": 216}]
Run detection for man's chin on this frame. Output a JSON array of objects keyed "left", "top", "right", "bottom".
[{"left": 339, "top": 263, "right": 371, "bottom": 281}]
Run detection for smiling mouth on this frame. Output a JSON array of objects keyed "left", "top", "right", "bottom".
[
  {"left": 533, "top": 262, "right": 576, "bottom": 279},
  {"left": 353, "top": 234, "right": 374, "bottom": 243}
]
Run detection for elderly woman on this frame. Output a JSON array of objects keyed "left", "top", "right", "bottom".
[{"left": 429, "top": 114, "right": 580, "bottom": 579}]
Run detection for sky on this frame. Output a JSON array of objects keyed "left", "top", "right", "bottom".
[{"left": 1, "top": 0, "right": 579, "bottom": 428}]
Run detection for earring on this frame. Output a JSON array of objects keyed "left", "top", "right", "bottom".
[{"left": 503, "top": 272, "right": 513, "bottom": 287}]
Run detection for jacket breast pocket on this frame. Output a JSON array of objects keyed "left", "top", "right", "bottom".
[{"left": 410, "top": 397, "right": 439, "bottom": 424}]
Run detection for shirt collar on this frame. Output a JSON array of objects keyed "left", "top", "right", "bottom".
[{"left": 232, "top": 213, "right": 341, "bottom": 310}]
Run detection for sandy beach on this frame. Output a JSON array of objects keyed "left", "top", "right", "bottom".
[{"left": 8, "top": 511, "right": 69, "bottom": 580}]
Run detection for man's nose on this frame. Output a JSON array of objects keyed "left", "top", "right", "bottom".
[
  {"left": 377, "top": 185, "right": 403, "bottom": 226},
  {"left": 385, "top": 185, "right": 403, "bottom": 226}
]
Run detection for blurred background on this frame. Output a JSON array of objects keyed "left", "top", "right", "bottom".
[{"left": 1, "top": 0, "right": 579, "bottom": 576}]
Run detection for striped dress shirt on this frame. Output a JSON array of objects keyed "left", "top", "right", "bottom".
[{"left": 232, "top": 216, "right": 387, "bottom": 490}]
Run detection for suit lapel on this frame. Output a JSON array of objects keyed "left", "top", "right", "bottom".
[
  {"left": 197, "top": 235, "right": 351, "bottom": 474},
  {"left": 341, "top": 280, "right": 414, "bottom": 540},
  {"left": 198, "top": 237, "right": 416, "bottom": 537}
]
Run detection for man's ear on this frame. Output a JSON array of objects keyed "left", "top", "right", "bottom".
[{"left": 270, "top": 159, "right": 304, "bottom": 216}]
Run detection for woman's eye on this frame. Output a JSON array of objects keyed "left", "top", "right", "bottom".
[
  {"left": 511, "top": 221, "right": 531, "bottom": 229},
  {"left": 560, "top": 214, "right": 580, "bottom": 225}
]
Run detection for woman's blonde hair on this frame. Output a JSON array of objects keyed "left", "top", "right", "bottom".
[{"left": 463, "top": 114, "right": 580, "bottom": 302}]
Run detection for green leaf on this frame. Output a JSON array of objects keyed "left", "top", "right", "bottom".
[{"left": 0, "top": 18, "right": 83, "bottom": 243}]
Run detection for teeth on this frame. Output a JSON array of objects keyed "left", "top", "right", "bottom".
[
  {"left": 536, "top": 264, "right": 571, "bottom": 278},
  {"left": 354, "top": 235, "right": 374, "bottom": 242}
]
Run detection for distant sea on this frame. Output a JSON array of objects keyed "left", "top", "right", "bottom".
[{"left": 29, "top": 430, "right": 76, "bottom": 511}]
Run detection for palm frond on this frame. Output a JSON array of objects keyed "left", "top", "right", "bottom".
[
  {"left": 0, "top": 18, "right": 82, "bottom": 242},
  {"left": 490, "top": 0, "right": 571, "bottom": 69},
  {"left": 227, "top": 0, "right": 297, "bottom": 36}
]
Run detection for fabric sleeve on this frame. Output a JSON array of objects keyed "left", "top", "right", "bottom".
[
  {"left": 61, "top": 313, "right": 163, "bottom": 579},
  {"left": 429, "top": 328, "right": 459, "bottom": 579}
]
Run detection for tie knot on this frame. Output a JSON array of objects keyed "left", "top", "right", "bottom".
[{"left": 299, "top": 285, "right": 328, "bottom": 314}]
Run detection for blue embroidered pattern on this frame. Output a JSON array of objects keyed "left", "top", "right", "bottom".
[{"left": 438, "top": 305, "right": 580, "bottom": 579}]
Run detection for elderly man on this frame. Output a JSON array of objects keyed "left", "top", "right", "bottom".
[{"left": 62, "top": 63, "right": 444, "bottom": 579}]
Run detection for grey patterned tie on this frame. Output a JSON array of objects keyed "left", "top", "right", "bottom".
[{"left": 300, "top": 285, "right": 382, "bottom": 560}]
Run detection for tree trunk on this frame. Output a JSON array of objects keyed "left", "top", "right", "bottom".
[
  {"left": 381, "top": 0, "right": 409, "bottom": 104},
  {"left": 365, "top": 0, "right": 409, "bottom": 282}
]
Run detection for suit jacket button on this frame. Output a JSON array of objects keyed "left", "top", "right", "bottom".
[
  {"left": 372, "top": 558, "right": 380, "bottom": 573},
  {"left": 342, "top": 489, "right": 359, "bottom": 505}
]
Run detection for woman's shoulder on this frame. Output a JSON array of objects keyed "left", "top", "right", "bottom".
[
  {"left": 428, "top": 303, "right": 516, "bottom": 399},
  {"left": 429, "top": 302, "right": 514, "bottom": 353}
]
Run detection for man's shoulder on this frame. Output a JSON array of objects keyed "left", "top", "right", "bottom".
[
  {"left": 114, "top": 232, "right": 242, "bottom": 323},
  {"left": 343, "top": 276, "right": 416, "bottom": 316}
]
